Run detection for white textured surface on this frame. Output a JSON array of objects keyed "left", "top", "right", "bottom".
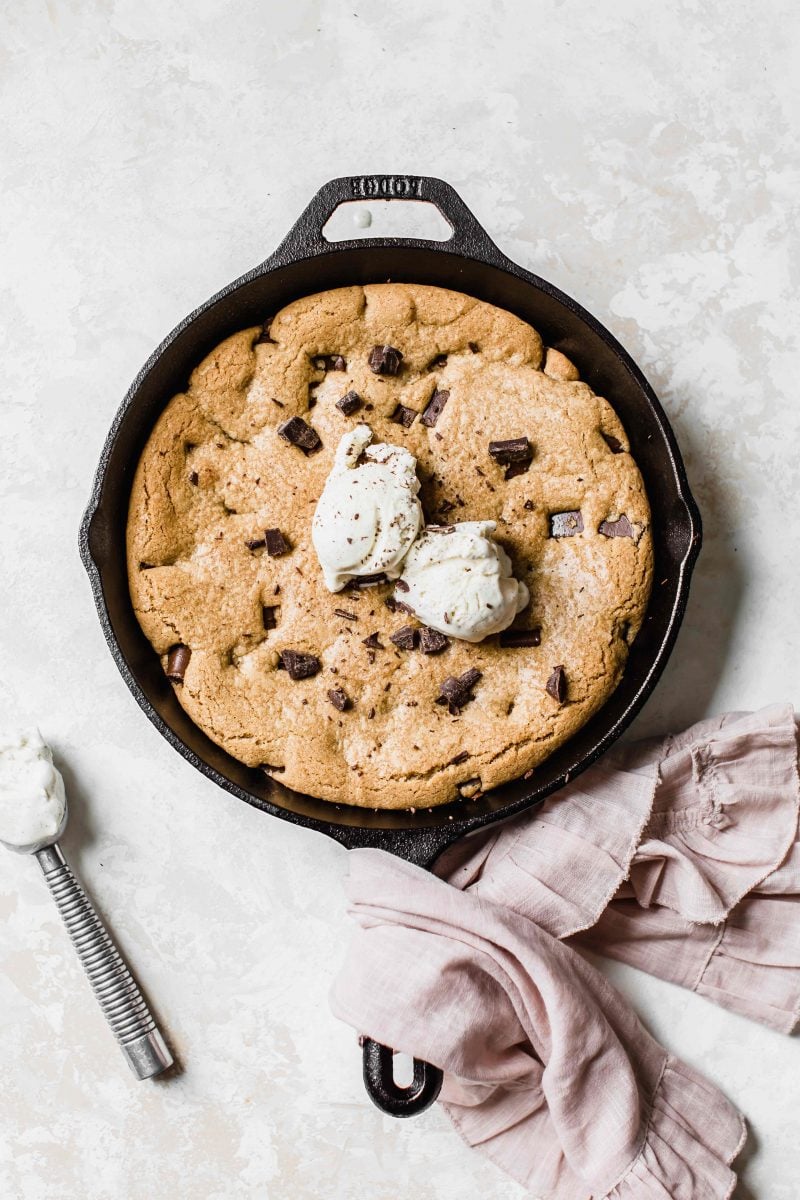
[{"left": 1, "top": 1, "right": 799, "bottom": 1197}]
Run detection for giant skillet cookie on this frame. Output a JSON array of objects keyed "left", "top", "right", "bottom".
[{"left": 127, "top": 284, "right": 653, "bottom": 808}]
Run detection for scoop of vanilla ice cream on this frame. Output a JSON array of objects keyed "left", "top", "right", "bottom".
[
  {"left": 312, "top": 425, "right": 423, "bottom": 591},
  {"left": 0, "top": 729, "right": 66, "bottom": 850},
  {"left": 397, "top": 521, "right": 530, "bottom": 642}
]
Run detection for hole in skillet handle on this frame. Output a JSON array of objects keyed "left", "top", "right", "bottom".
[
  {"left": 362, "top": 1037, "right": 443, "bottom": 1117},
  {"left": 268, "top": 174, "right": 505, "bottom": 265}
]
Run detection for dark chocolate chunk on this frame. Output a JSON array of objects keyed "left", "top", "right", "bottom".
[
  {"left": 523, "top": 499, "right": 534, "bottom": 511},
  {"left": 265, "top": 528, "right": 290, "bottom": 557},
  {"left": 468, "top": 341, "right": 479, "bottom": 353},
  {"left": 327, "top": 687, "right": 351, "bottom": 712},
  {"left": 390, "top": 626, "right": 418, "bottom": 650},
  {"left": 336, "top": 390, "right": 363, "bottom": 416},
  {"left": 488, "top": 437, "right": 533, "bottom": 465},
  {"left": 599, "top": 514, "right": 635, "bottom": 539},
  {"left": 279, "top": 650, "right": 321, "bottom": 680},
  {"left": 504, "top": 460, "right": 531, "bottom": 481},
  {"left": 254, "top": 319, "right": 275, "bottom": 344},
  {"left": 436, "top": 668, "right": 482, "bottom": 714},
  {"left": 188, "top": 470, "right": 199, "bottom": 485},
  {"left": 139, "top": 562, "right": 156, "bottom": 570},
  {"left": 602, "top": 432, "right": 624, "bottom": 454},
  {"left": 277, "top": 416, "right": 322, "bottom": 455},
  {"left": 550, "top": 511, "right": 584, "bottom": 538},
  {"left": 427, "top": 353, "right": 448, "bottom": 370},
  {"left": 362, "top": 632, "right": 384, "bottom": 650},
  {"left": 390, "top": 403, "right": 417, "bottom": 428},
  {"left": 499, "top": 627, "right": 541, "bottom": 648},
  {"left": 166, "top": 644, "right": 191, "bottom": 684},
  {"left": 450, "top": 751, "right": 469, "bottom": 765},
  {"left": 368, "top": 344, "right": 403, "bottom": 376},
  {"left": 333, "top": 608, "right": 358, "bottom": 621},
  {"left": 246, "top": 536, "right": 267, "bottom": 551},
  {"left": 421, "top": 388, "right": 449, "bottom": 428},
  {"left": 545, "top": 665, "right": 567, "bottom": 703},
  {"left": 262, "top": 606, "right": 278, "bottom": 631},
  {"left": 419, "top": 626, "right": 449, "bottom": 654},
  {"left": 312, "top": 354, "right": 347, "bottom": 372}
]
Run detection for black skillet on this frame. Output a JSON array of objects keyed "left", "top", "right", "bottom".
[{"left": 80, "top": 174, "right": 701, "bottom": 1118}]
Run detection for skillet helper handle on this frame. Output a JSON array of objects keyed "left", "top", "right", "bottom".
[
  {"left": 270, "top": 173, "right": 503, "bottom": 262},
  {"left": 36, "top": 844, "right": 173, "bottom": 1080},
  {"left": 362, "top": 1036, "right": 443, "bottom": 1117}
]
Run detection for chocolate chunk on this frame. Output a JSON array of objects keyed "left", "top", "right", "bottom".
[
  {"left": 165, "top": 644, "right": 191, "bottom": 684},
  {"left": 333, "top": 608, "right": 358, "bottom": 621},
  {"left": 139, "top": 562, "right": 156, "bottom": 570},
  {"left": 254, "top": 319, "right": 275, "bottom": 344},
  {"left": 419, "top": 627, "right": 449, "bottom": 654},
  {"left": 246, "top": 536, "right": 267, "bottom": 551},
  {"left": 279, "top": 650, "right": 321, "bottom": 680},
  {"left": 523, "top": 499, "right": 534, "bottom": 511},
  {"left": 504, "top": 461, "right": 531, "bottom": 481},
  {"left": 362, "top": 632, "right": 384, "bottom": 650},
  {"left": 262, "top": 605, "right": 278, "bottom": 631},
  {"left": 368, "top": 344, "right": 403, "bottom": 376},
  {"left": 265, "top": 528, "right": 290, "bottom": 557},
  {"left": 545, "top": 665, "right": 567, "bottom": 703},
  {"left": 602, "top": 432, "right": 624, "bottom": 454},
  {"left": 277, "top": 416, "right": 322, "bottom": 455},
  {"left": 599, "top": 514, "right": 635, "bottom": 539},
  {"left": 436, "top": 668, "right": 482, "bottom": 713},
  {"left": 390, "top": 403, "right": 417, "bottom": 428},
  {"left": 312, "top": 354, "right": 346, "bottom": 372},
  {"left": 188, "top": 470, "right": 199, "bottom": 485},
  {"left": 468, "top": 341, "right": 479, "bottom": 353},
  {"left": 488, "top": 437, "right": 533, "bottom": 465},
  {"left": 336, "top": 390, "right": 363, "bottom": 416},
  {"left": 427, "top": 353, "right": 448, "bottom": 370},
  {"left": 346, "top": 572, "right": 388, "bottom": 589},
  {"left": 390, "top": 626, "right": 418, "bottom": 650},
  {"left": 327, "top": 687, "right": 351, "bottom": 712},
  {"left": 421, "top": 388, "right": 449, "bottom": 428},
  {"left": 450, "top": 751, "right": 469, "bottom": 765},
  {"left": 395, "top": 579, "right": 410, "bottom": 592},
  {"left": 550, "top": 511, "right": 584, "bottom": 538},
  {"left": 499, "top": 627, "right": 541, "bottom": 648}
]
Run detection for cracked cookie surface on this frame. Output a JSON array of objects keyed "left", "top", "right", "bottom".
[{"left": 127, "top": 283, "right": 653, "bottom": 808}]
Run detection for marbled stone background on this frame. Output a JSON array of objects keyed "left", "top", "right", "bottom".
[{"left": 1, "top": 1, "right": 798, "bottom": 1197}]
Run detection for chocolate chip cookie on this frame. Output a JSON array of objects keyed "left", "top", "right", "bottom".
[{"left": 127, "top": 284, "right": 653, "bottom": 809}]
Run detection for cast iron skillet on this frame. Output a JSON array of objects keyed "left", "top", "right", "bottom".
[{"left": 80, "top": 174, "right": 701, "bottom": 1118}]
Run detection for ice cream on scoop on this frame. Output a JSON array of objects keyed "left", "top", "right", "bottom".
[
  {"left": 312, "top": 425, "right": 423, "bottom": 591},
  {"left": 0, "top": 729, "right": 66, "bottom": 850},
  {"left": 396, "top": 521, "right": 530, "bottom": 642}
]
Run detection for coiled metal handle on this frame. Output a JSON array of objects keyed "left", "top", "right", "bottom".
[{"left": 36, "top": 844, "right": 172, "bottom": 1079}]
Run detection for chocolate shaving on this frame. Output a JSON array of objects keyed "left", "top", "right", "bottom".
[
  {"left": 327, "top": 687, "right": 351, "bottom": 712},
  {"left": 599, "top": 514, "right": 635, "bottom": 539},
  {"left": 265, "top": 528, "right": 290, "bottom": 557},
  {"left": 545, "top": 665, "right": 567, "bottom": 703},
  {"left": 277, "top": 416, "right": 322, "bottom": 455},
  {"left": 336, "top": 390, "right": 363, "bottom": 416},
  {"left": 488, "top": 437, "right": 533, "bottom": 466},
  {"left": 450, "top": 751, "right": 469, "bottom": 765},
  {"left": 419, "top": 627, "right": 449, "bottom": 654},
  {"left": 602, "top": 432, "right": 624, "bottom": 454},
  {"left": 550, "top": 511, "right": 584, "bottom": 538},
  {"left": 390, "top": 626, "right": 418, "bottom": 650},
  {"left": 279, "top": 650, "right": 321, "bottom": 680},
  {"left": 368, "top": 344, "right": 403, "bottom": 376},
  {"left": 499, "top": 627, "right": 541, "bottom": 648},
  {"left": 262, "top": 606, "right": 278, "bottom": 631},
  {"left": 395, "top": 579, "right": 410, "bottom": 592},
  {"left": 254, "top": 319, "right": 275, "bottom": 344},
  {"left": 166, "top": 644, "right": 191, "bottom": 684},
  {"left": 246, "top": 536, "right": 266, "bottom": 551},
  {"left": 333, "top": 608, "right": 358, "bottom": 621},
  {"left": 421, "top": 388, "right": 449, "bottom": 427},
  {"left": 362, "top": 632, "right": 384, "bottom": 650},
  {"left": 312, "top": 354, "right": 346, "bottom": 372},
  {"left": 346, "top": 572, "right": 388, "bottom": 589},
  {"left": 436, "top": 667, "right": 482, "bottom": 714},
  {"left": 188, "top": 470, "right": 199, "bottom": 485},
  {"left": 391, "top": 403, "right": 417, "bottom": 428}
]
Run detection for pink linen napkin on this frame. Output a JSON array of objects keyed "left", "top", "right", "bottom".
[{"left": 330, "top": 705, "right": 800, "bottom": 1197}]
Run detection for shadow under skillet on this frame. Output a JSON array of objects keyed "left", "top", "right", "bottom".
[{"left": 622, "top": 403, "right": 746, "bottom": 740}]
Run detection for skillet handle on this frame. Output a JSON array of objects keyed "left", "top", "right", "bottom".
[
  {"left": 268, "top": 174, "right": 503, "bottom": 263},
  {"left": 361, "top": 1037, "right": 443, "bottom": 1118}
]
